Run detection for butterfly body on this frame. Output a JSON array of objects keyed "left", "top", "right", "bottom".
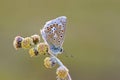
[{"left": 41, "top": 16, "right": 67, "bottom": 55}]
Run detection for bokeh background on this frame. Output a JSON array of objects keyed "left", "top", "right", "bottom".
[{"left": 0, "top": 0, "right": 120, "bottom": 80}]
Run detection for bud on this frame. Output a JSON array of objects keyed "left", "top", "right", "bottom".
[
  {"left": 13, "top": 36, "right": 24, "bottom": 50},
  {"left": 31, "top": 34, "right": 40, "bottom": 45},
  {"left": 29, "top": 47, "right": 39, "bottom": 57},
  {"left": 21, "top": 37, "right": 33, "bottom": 49},
  {"left": 56, "top": 66, "right": 69, "bottom": 79},
  {"left": 44, "top": 57, "right": 56, "bottom": 68},
  {"left": 37, "top": 43, "right": 48, "bottom": 55}
]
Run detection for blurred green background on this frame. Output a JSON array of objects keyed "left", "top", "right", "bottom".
[{"left": 0, "top": 0, "right": 120, "bottom": 80}]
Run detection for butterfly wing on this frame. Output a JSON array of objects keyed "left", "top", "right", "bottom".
[{"left": 41, "top": 16, "right": 67, "bottom": 53}]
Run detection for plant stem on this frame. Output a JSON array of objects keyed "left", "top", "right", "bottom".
[{"left": 49, "top": 50, "right": 72, "bottom": 80}]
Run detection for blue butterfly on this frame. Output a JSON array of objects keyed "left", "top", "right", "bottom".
[{"left": 41, "top": 16, "right": 67, "bottom": 55}]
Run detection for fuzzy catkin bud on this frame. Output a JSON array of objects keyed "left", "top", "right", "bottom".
[
  {"left": 56, "top": 66, "right": 69, "bottom": 79},
  {"left": 44, "top": 57, "right": 56, "bottom": 68},
  {"left": 37, "top": 43, "right": 48, "bottom": 55},
  {"left": 29, "top": 47, "right": 39, "bottom": 57},
  {"left": 31, "top": 34, "right": 40, "bottom": 45},
  {"left": 21, "top": 37, "right": 33, "bottom": 49},
  {"left": 13, "top": 36, "right": 24, "bottom": 50}
]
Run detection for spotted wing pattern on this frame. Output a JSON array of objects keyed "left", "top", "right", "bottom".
[
  {"left": 41, "top": 16, "right": 67, "bottom": 47},
  {"left": 41, "top": 16, "right": 67, "bottom": 54}
]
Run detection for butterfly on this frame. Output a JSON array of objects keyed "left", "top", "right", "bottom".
[{"left": 41, "top": 16, "right": 67, "bottom": 55}]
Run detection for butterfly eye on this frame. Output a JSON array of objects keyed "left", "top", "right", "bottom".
[{"left": 60, "top": 48, "right": 63, "bottom": 53}]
